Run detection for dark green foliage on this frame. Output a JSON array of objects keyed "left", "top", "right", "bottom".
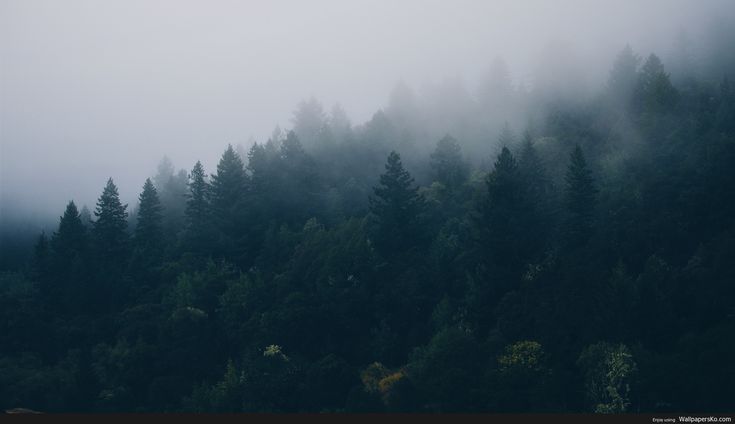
[
  {"left": 43, "top": 201, "right": 89, "bottom": 311},
  {"left": 477, "top": 147, "right": 531, "bottom": 270},
  {"left": 185, "top": 161, "right": 209, "bottom": 228},
  {"left": 635, "top": 54, "right": 679, "bottom": 115},
  {"left": 405, "top": 327, "right": 482, "bottom": 412},
  {"left": 493, "top": 340, "right": 552, "bottom": 412},
  {"left": 183, "top": 161, "right": 212, "bottom": 254},
  {"left": 275, "top": 131, "right": 321, "bottom": 224},
  {"left": 519, "top": 132, "right": 553, "bottom": 210},
  {"left": 518, "top": 133, "right": 553, "bottom": 255},
  {"left": 51, "top": 201, "right": 87, "bottom": 263},
  {"left": 563, "top": 145, "right": 597, "bottom": 248},
  {"left": 210, "top": 145, "right": 247, "bottom": 226},
  {"left": 369, "top": 151, "right": 426, "bottom": 259},
  {"left": 577, "top": 342, "right": 637, "bottom": 413},
  {"left": 129, "top": 179, "right": 164, "bottom": 293},
  {"left": 3, "top": 46, "right": 735, "bottom": 414},
  {"left": 210, "top": 145, "right": 248, "bottom": 261},
  {"left": 92, "top": 178, "right": 129, "bottom": 263},
  {"left": 134, "top": 179, "right": 162, "bottom": 252}
]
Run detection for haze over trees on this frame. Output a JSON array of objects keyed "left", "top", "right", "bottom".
[{"left": 2, "top": 3, "right": 735, "bottom": 414}]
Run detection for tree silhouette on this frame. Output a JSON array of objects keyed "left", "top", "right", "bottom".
[
  {"left": 370, "top": 151, "right": 425, "bottom": 258},
  {"left": 92, "top": 178, "right": 129, "bottom": 263},
  {"left": 563, "top": 145, "right": 597, "bottom": 247}
]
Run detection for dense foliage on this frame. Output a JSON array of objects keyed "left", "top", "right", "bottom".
[{"left": 1, "top": 46, "right": 734, "bottom": 413}]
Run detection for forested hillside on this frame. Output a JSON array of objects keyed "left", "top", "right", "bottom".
[{"left": 1, "top": 47, "right": 734, "bottom": 413}]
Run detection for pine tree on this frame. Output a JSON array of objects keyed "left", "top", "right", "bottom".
[
  {"left": 607, "top": 44, "right": 641, "bottom": 108},
  {"left": 518, "top": 133, "right": 552, "bottom": 256},
  {"left": 477, "top": 147, "right": 528, "bottom": 269},
  {"left": 248, "top": 142, "right": 276, "bottom": 197},
  {"left": 183, "top": 161, "right": 212, "bottom": 253},
  {"left": 276, "top": 131, "right": 320, "bottom": 224},
  {"left": 127, "top": 178, "right": 164, "bottom": 290},
  {"left": 518, "top": 132, "right": 552, "bottom": 206},
  {"left": 92, "top": 178, "right": 129, "bottom": 262},
  {"left": 635, "top": 54, "right": 678, "bottom": 115},
  {"left": 563, "top": 145, "right": 598, "bottom": 247},
  {"left": 186, "top": 161, "right": 209, "bottom": 228},
  {"left": 210, "top": 145, "right": 248, "bottom": 258},
  {"left": 43, "top": 201, "right": 89, "bottom": 311},
  {"left": 51, "top": 201, "right": 87, "bottom": 262},
  {"left": 292, "top": 96, "right": 327, "bottom": 149},
  {"left": 369, "top": 151, "right": 425, "bottom": 257},
  {"left": 280, "top": 130, "right": 308, "bottom": 163},
  {"left": 153, "top": 156, "right": 175, "bottom": 191},
  {"left": 153, "top": 156, "right": 187, "bottom": 242},
  {"left": 211, "top": 145, "right": 247, "bottom": 221},
  {"left": 247, "top": 143, "right": 276, "bottom": 219},
  {"left": 134, "top": 178, "right": 163, "bottom": 252},
  {"left": 430, "top": 134, "right": 468, "bottom": 191}
]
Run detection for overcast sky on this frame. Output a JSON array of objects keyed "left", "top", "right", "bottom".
[{"left": 1, "top": 0, "right": 732, "bottom": 218}]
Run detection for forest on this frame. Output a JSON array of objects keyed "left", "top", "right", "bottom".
[{"left": 1, "top": 43, "right": 735, "bottom": 413}]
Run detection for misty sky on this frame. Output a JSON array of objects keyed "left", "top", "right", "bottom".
[{"left": 1, "top": 0, "right": 733, "bottom": 219}]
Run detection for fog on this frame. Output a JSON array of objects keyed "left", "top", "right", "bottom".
[{"left": 1, "top": 0, "right": 733, "bottom": 222}]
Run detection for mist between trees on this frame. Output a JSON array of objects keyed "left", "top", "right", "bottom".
[{"left": 1, "top": 22, "right": 735, "bottom": 413}]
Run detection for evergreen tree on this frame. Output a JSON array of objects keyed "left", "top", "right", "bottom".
[
  {"left": 430, "top": 134, "right": 468, "bottom": 191},
  {"left": 211, "top": 145, "right": 247, "bottom": 223},
  {"left": 183, "top": 161, "right": 212, "bottom": 253},
  {"left": 247, "top": 143, "right": 270, "bottom": 194},
  {"left": 134, "top": 178, "right": 163, "bottom": 252},
  {"left": 635, "top": 54, "right": 678, "bottom": 115},
  {"left": 518, "top": 132, "right": 546, "bottom": 196},
  {"left": 211, "top": 145, "right": 246, "bottom": 221},
  {"left": 276, "top": 131, "right": 320, "bottom": 224},
  {"left": 607, "top": 44, "right": 641, "bottom": 108},
  {"left": 280, "top": 130, "right": 308, "bottom": 163},
  {"left": 51, "top": 201, "right": 87, "bottom": 261},
  {"left": 369, "top": 151, "right": 425, "bottom": 257},
  {"left": 247, "top": 142, "right": 279, "bottom": 224},
  {"left": 477, "top": 147, "right": 529, "bottom": 270},
  {"left": 518, "top": 133, "right": 552, "bottom": 255},
  {"left": 563, "top": 145, "right": 598, "bottom": 247},
  {"left": 153, "top": 156, "right": 175, "bottom": 191},
  {"left": 44, "top": 201, "right": 89, "bottom": 312},
  {"left": 154, "top": 156, "right": 187, "bottom": 243},
  {"left": 92, "top": 178, "right": 129, "bottom": 262},
  {"left": 292, "top": 96, "right": 327, "bottom": 149},
  {"left": 210, "top": 145, "right": 248, "bottom": 259}
]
